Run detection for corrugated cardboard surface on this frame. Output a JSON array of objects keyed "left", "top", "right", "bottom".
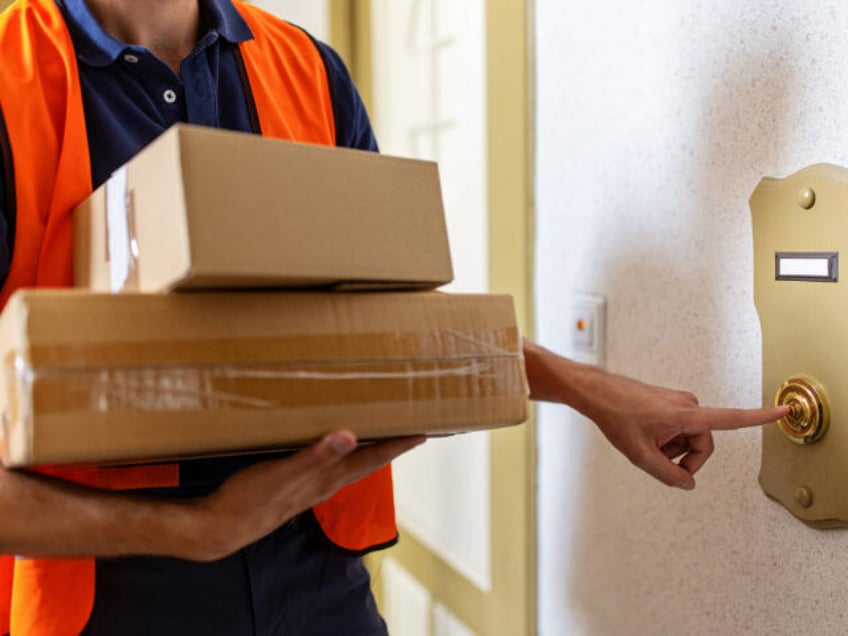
[
  {"left": 73, "top": 124, "right": 454, "bottom": 292},
  {"left": 0, "top": 290, "right": 527, "bottom": 467}
]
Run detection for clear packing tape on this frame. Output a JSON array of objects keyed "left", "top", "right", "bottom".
[{"left": 2, "top": 329, "right": 529, "bottom": 468}]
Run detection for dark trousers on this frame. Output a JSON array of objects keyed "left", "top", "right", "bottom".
[{"left": 80, "top": 512, "right": 388, "bottom": 636}]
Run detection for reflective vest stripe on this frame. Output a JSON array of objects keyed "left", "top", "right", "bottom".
[
  {"left": 36, "top": 464, "right": 181, "bottom": 492},
  {"left": 0, "top": 555, "right": 11, "bottom": 630}
]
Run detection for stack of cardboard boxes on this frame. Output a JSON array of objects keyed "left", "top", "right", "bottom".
[{"left": 0, "top": 125, "right": 528, "bottom": 469}]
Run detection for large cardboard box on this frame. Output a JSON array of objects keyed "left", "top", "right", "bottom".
[
  {"left": 73, "top": 124, "right": 454, "bottom": 292},
  {"left": 0, "top": 290, "right": 527, "bottom": 468}
]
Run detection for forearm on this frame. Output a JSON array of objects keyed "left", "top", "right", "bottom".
[
  {"left": 523, "top": 338, "right": 605, "bottom": 414},
  {"left": 0, "top": 468, "right": 198, "bottom": 559},
  {"left": 0, "top": 431, "right": 425, "bottom": 562}
]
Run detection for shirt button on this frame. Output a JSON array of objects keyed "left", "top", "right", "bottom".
[
  {"left": 123, "top": 53, "right": 139, "bottom": 63},
  {"left": 162, "top": 89, "right": 177, "bottom": 104}
]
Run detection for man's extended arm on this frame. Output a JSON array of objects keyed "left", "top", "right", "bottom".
[
  {"left": 523, "top": 339, "right": 788, "bottom": 489},
  {"left": 0, "top": 340, "right": 788, "bottom": 558}
]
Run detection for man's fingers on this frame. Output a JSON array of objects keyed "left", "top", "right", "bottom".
[
  {"left": 690, "top": 404, "right": 790, "bottom": 431},
  {"left": 660, "top": 436, "right": 690, "bottom": 459},
  {"left": 196, "top": 433, "right": 427, "bottom": 559},
  {"left": 333, "top": 436, "right": 427, "bottom": 485},
  {"left": 216, "top": 430, "right": 362, "bottom": 500},
  {"left": 676, "top": 431, "right": 714, "bottom": 476},
  {"left": 636, "top": 447, "right": 696, "bottom": 490},
  {"left": 294, "top": 430, "right": 359, "bottom": 471},
  {"left": 289, "top": 432, "right": 426, "bottom": 492},
  {"left": 232, "top": 433, "right": 425, "bottom": 515}
]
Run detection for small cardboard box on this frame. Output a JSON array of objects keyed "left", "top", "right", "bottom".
[
  {"left": 0, "top": 290, "right": 527, "bottom": 468},
  {"left": 73, "top": 124, "right": 454, "bottom": 292}
]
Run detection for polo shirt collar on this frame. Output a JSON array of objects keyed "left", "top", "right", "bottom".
[{"left": 58, "top": 0, "right": 254, "bottom": 68}]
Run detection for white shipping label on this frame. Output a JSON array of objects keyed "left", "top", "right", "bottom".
[{"left": 106, "top": 166, "right": 130, "bottom": 292}]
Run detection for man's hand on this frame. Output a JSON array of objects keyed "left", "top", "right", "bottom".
[
  {"left": 523, "top": 340, "right": 788, "bottom": 490},
  {"left": 189, "top": 431, "right": 425, "bottom": 561},
  {"left": 0, "top": 431, "right": 425, "bottom": 560}
]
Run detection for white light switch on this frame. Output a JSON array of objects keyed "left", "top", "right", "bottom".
[{"left": 569, "top": 291, "right": 606, "bottom": 368}]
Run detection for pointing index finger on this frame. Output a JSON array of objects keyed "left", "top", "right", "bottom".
[{"left": 691, "top": 405, "right": 790, "bottom": 431}]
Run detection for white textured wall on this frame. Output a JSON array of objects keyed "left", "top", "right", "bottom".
[{"left": 536, "top": 1, "right": 848, "bottom": 634}]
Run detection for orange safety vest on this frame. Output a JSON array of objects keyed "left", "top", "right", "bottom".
[{"left": 0, "top": 2, "right": 396, "bottom": 634}]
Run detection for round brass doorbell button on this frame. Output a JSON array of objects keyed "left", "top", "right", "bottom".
[{"left": 775, "top": 377, "right": 829, "bottom": 444}]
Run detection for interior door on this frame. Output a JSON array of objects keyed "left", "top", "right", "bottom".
[{"left": 333, "top": 1, "right": 537, "bottom": 634}]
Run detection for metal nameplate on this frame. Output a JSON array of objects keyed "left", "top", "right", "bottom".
[{"left": 775, "top": 252, "right": 838, "bottom": 282}]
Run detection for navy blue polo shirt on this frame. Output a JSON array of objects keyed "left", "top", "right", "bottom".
[{"left": 0, "top": 0, "right": 378, "bottom": 287}]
